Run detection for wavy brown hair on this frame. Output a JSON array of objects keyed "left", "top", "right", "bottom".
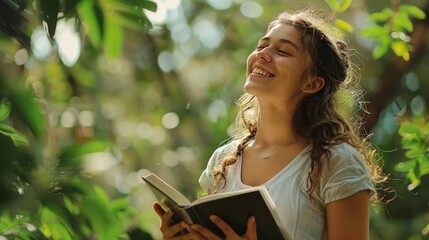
[{"left": 211, "top": 9, "right": 385, "bottom": 202}]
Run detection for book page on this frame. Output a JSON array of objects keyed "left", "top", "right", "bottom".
[
  {"left": 192, "top": 186, "right": 268, "bottom": 205},
  {"left": 142, "top": 173, "right": 191, "bottom": 207}
]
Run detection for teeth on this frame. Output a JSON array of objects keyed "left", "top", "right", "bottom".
[{"left": 252, "top": 67, "right": 274, "bottom": 77}]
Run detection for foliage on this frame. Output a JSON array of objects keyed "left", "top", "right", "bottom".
[
  {"left": 325, "top": 0, "right": 354, "bottom": 33},
  {"left": 361, "top": 3, "right": 426, "bottom": 60},
  {"left": 0, "top": 0, "right": 156, "bottom": 239},
  {"left": 395, "top": 117, "right": 429, "bottom": 190},
  {"left": 0, "top": 0, "right": 429, "bottom": 239}
]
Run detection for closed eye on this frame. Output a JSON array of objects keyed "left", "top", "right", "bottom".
[
  {"left": 255, "top": 45, "right": 267, "bottom": 51},
  {"left": 278, "top": 50, "right": 290, "bottom": 56}
]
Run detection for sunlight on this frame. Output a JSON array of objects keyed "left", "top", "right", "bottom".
[
  {"left": 83, "top": 152, "right": 118, "bottom": 174},
  {"left": 162, "top": 112, "right": 180, "bottom": 129},
  {"left": 145, "top": 0, "right": 169, "bottom": 25},
  {"left": 207, "top": 0, "right": 232, "bottom": 10},
  {"left": 78, "top": 110, "right": 95, "bottom": 127},
  {"left": 192, "top": 19, "right": 224, "bottom": 49},
  {"left": 14, "top": 49, "right": 28, "bottom": 66},
  {"left": 240, "top": 1, "right": 263, "bottom": 19},
  {"left": 61, "top": 111, "right": 76, "bottom": 128},
  {"left": 55, "top": 19, "right": 81, "bottom": 67},
  {"left": 31, "top": 27, "right": 52, "bottom": 59}
]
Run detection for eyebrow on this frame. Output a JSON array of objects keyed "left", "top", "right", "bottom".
[{"left": 259, "top": 36, "right": 300, "bottom": 50}]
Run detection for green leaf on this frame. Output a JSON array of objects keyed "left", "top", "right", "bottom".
[
  {"left": 41, "top": 197, "right": 85, "bottom": 239},
  {"left": 0, "top": 211, "right": 29, "bottom": 234},
  {"left": 82, "top": 197, "right": 122, "bottom": 239},
  {"left": 324, "top": 0, "right": 337, "bottom": 10},
  {"left": 405, "top": 148, "right": 423, "bottom": 159},
  {"left": 400, "top": 4, "right": 426, "bottom": 20},
  {"left": 393, "top": 12, "right": 413, "bottom": 32},
  {"left": 38, "top": 0, "right": 60, "bottom": 38},
  {"left": 142, "top": 0, "right": 157, "bottom": 12},
  {"left": 395, "top": 160, "right": 415, "bottom": 172},
  {"left": 0, "top": 99, "right": 11, "bottom": 122},
  {"left": 10, "top": 87, "right": 44, "bottom": 140},
  {"left": 361, "top": 25, "right": 388, "bottom": 39},
  {"left": 335, "top": 0, "right": 352, "bottom": 13},
  {"left": 334, "top": 19, "right": 354, "bottom": 33},
  {"left": 391, "top": 41, "right": 410, "bottom": 61},
  {"left": 0, "top": 123, "right": 29, "bottom": 147},
  {"left": 399, "top": 122, "right": 421, "bottom": 136},
  {"left": 104, "top": 18, "right": 123, "bottom": 58},
  {"left": 110, "top": 11, "right": 151, "bottom": 30},
  {"left": 109, "top": 197, "right": 130, "bottom": 212},
  {"left": 420, "top": 156, "right": 429, "bottom": 176},
  {"left": 401, "top": 136, "right": 420, "bottom": 149},
  {"left": 414, "top": 159, "right": 421, "bottom": 179},
  {"left": 372, "top": 42, "right": 390, "bottom": 59},
  {"left": 58, "top": 141, "right": 111, "bottom": 167},
  {"left": 369, "top": 11, "right": 391, "bottom": 22},
  {"left": 77, "top": 0, "right": 103, "bottom": 47},
  {"left": 110, "top": 0, "right": 157, "bottom": 12}
]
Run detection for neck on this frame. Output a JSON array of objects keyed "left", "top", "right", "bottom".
[{"left": 253, "top": 102, "right": 298, "bottom": 147}]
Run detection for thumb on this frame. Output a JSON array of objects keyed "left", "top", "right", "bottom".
[{"left": 245, "top": 216, "right": 257, "bottom": 240}]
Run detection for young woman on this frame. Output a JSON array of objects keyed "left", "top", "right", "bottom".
[{"left": 154, "top": 9, "right": 384, "bottom": 240}]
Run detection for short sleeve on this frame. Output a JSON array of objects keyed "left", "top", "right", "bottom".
[{"left": 321, "top": 144, "right": 375, "bottom": 204}]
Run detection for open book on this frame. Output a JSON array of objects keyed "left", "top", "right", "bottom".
[{"left": 142, "top": 172, "right": 291, "bottom": 240}]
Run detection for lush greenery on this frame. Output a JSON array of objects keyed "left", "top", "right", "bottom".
[{"left": 0, "top": 0, "right": 428, "bottom": 239}]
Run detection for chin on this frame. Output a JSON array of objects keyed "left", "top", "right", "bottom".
[{"left": 244, "top": 82, "right": 264, "bottom": 96}]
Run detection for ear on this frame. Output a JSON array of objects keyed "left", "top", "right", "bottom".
[{"left": 301, "top": 76, "right": 325, "bottom": 94}]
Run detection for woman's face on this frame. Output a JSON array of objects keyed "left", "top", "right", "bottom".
[{"left": 245, "top": 23, "right": 312, "bottom": 104}]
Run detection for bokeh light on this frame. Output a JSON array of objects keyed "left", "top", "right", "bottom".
[
  {"left": 240, "top": 1, "right": 263, "bottom": 19},
  {"left": 162, "top": 112, "right": 180, "bottom": 129}
]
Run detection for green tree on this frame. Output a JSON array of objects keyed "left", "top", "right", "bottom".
[{"left": 1, "top": 0, "right": 429, "bottom": 239}]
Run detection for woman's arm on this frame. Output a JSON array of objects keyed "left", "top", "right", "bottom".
[{"left": 326, "top": 190, "right": 371, "bottom": 240}]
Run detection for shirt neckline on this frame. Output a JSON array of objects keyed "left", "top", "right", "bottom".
[{"left": 237, "top": 145, "right": 311, "bottom": 189}]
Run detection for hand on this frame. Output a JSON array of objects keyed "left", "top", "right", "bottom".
[
  {"left": 189, "top": 215, "right": 257, "bottom": 240},
  {"left": 153, "top": 202, "right": 192, "bottom": 240}
]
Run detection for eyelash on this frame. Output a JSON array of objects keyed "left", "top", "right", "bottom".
[{"left": 255, "top": 46, "right": 290, "bottom": 56}]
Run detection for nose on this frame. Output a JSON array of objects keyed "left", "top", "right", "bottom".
[{"left": 256, "top": 48, "right": 272, "bottom": 62}]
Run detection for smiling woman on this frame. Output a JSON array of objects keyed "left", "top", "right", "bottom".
[{"left": 153, "top": 8, "right": 385, "bottom": 240}]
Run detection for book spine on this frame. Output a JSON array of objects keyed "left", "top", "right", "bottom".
[{"left": 188, "top": 206, "right": 204, "bottom": 225}]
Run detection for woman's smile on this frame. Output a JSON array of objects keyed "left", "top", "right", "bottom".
[{"left": 251, "top": 67, "right": 275, "bottom": 77}]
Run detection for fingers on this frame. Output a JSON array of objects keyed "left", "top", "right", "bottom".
[
  {"left": 153, "top": 202, "right": 189, "bottom": 239},
  {"left": 153, "top": 202, "right": 172, "bottom": 231},
  {"left": 210, "top": 215, "right": 236, "bottom": 237},
  {"left": 187, "top": 226, "right": 210, "bottom": 240},
  {"left": 191, "top": 223, "right": 223, "bottom": 240},
  {"left": 153, "top": 202, "right": 166, "bottom": 218},
  {"left": 244, "top": 216, "right": 257, "bottom": 240}
]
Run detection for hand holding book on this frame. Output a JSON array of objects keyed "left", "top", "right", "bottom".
[
  {"left": 143, "top": 172, "right": 290, "bottom": 239},
  {"left": 189, "top": 214, "right": 258, "bottom": 239}
]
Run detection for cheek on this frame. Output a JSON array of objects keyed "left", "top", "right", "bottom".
[{"left": 246, "top": 52, "right": 257, "bottom": 74}]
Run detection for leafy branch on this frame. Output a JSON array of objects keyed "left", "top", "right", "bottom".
[{"left": 361, "top": 2, "right": 426, "bottom": 60}]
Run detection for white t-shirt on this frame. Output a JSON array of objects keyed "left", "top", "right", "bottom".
[{"left": 199, "top": 142, "right": 375, "bottom": 240}]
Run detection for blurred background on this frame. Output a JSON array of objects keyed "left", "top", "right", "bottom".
[{"left": 0, "top": 0, "right": 428, "bottom": 239}]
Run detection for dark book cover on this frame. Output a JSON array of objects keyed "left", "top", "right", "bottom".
[{"left": 142, "top": 172, "right": 291, "bottom": 240}]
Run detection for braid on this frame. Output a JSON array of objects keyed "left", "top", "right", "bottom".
[{"left": 212, "top": 124, "right": 256, "bottom": 190}]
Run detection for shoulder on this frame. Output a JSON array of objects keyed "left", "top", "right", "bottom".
[
  {"left": 198, "top": 140, "right": 239, "bottom": 191},
  {"left": 319, "top": 143, "right": 374, "bottom": 204},
  {"left": 326, "top": 143, "right": 367, "bottom": 171}
]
